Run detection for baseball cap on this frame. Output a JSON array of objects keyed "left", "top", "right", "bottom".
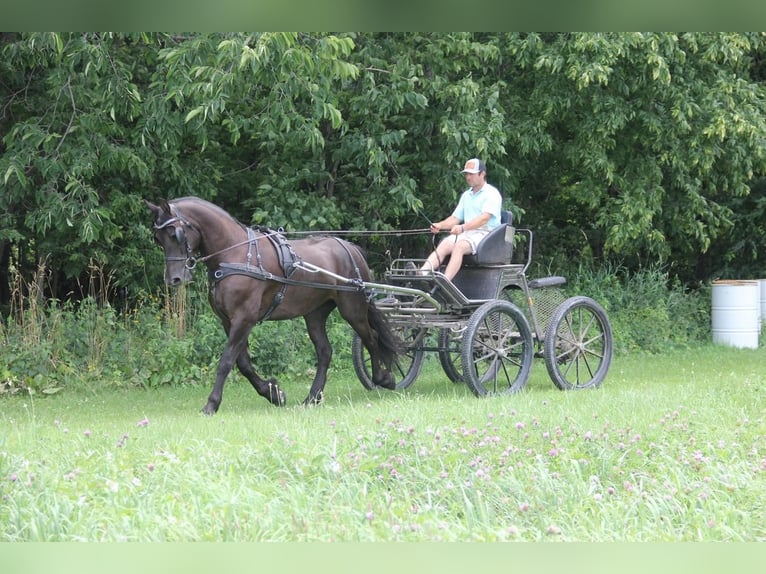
[{"left": 461, "top": 158, "right": 486, "bottom": 174}]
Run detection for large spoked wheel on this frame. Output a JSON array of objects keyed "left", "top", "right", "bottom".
[
  {"left": 543, "top": 296, "right": 613, "bottom": 390},
  {"left": 438, "top": 327, "right": 465, "bottom": 383},
  {"left": 461, "top": 300, "right": 534, "bottom": 397},
  {"left": 351, "top": 327, "right": 426, "bottom": 391}
]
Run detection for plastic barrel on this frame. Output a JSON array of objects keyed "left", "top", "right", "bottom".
[
  {"left": 760, "top": 279, "right": 766, "bottom": 328},
  {"left": 711, "top": 280, "right": 760, "bottom": 349}
]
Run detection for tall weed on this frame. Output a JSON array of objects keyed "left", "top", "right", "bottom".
[{"left": 2, "top": 257, "right": 718, "bottom": 394}]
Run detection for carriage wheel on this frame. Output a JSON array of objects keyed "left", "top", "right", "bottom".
[
  {"left": 461, "top": 300, "right": 534, "bottom": 397},
  {"left": 543, "top": 296, "right": 613, "bottom": 390},
  {"left": 437, "top": 328, "right": 465, "bottom": 383},
  {"left": 351, "top": 327, "right": 425, "bottom": 391}
]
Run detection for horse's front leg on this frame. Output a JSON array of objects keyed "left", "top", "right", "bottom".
[
  {"left": 203, "top": 321, "right": 253, "bottom": 415},
  {"left": 235, "top": 349, "right": 286, "bottom": 406}
]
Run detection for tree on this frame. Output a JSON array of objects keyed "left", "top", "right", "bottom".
[
  {"left": 2, "top": 32, "right": 765, "bottom": 305},
  {"left": 1, "top": 33, "right": 166, "bottom": 300},
  {"left": 497, "top": 33, "right": 766, "bottom": 282}
]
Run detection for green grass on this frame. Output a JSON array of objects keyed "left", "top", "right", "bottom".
[{"left": 1, "top": 345, "right": 765, "bottom": 541}]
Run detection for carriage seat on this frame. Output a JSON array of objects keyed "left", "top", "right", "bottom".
[{"left": 462, "top": 210, "right": 514, "bottom": 266}]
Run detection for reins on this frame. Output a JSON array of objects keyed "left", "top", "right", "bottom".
[
  {"left": 284, "top": 228, "right": 430, "bottom": 237},
  {"left": 157, "top": 202, "right": 436, "bottom": 275}
]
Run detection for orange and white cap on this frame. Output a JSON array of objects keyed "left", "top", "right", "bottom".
[{"left": 461, "top": 158, "right": 486, "bottom": 174}]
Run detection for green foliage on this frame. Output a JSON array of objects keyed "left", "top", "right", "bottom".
[
  {"left": 2, "top": 32, "right": 766, "bottom": 303},
  {"left": 505, "top": 33, "right": 765, "bottom": 261}
]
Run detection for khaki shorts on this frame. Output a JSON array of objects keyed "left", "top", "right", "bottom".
[{"left": 457, "top": 228, "right": 490, "bottom": 254}]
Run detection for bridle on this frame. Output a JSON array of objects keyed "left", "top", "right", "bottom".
[
  {"left": 154, "top": 206, "right": 277, "bottom": 271},
  {"left": 153, "top": 211, "right": 199, "bottom": 270}
]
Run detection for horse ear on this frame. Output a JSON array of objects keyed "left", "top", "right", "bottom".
[
  {"left": 144, "top": 199, "right": 164, "bottom": 222},
  {"left": 145, "top": 199, "right": 173, "bottom": 217}
]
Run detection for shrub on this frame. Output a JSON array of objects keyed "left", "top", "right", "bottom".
[{"left": 566, "top": 262, "right": 710, "bottom": 354}]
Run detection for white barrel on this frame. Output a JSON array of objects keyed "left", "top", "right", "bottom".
[
  {"left": 711, "top": 280, "right": 760, "bottom": 349},
  {"left": 760, "top": 279, "right": 766, "bottom": 324}
]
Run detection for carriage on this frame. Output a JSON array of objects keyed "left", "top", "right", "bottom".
[
  {"left": 147, "top": 197, "right": 613, "bottom": 414},
  {"left": 351, "top": 210, "right": 614, "bottom": 398}
]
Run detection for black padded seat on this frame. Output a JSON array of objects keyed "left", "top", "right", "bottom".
[
  {"left": 451, "top": 210, "right": 515, "bottom": 300},
  {"left": 462, "top": 210, "right": 514, "bottom": 266}
]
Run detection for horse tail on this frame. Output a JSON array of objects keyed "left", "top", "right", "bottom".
[
  {"left": 367, "top": 300, "right": 402, "bottom": 366},
  {"left": 342, "top": 240, "right": 401, "bottom": 365}
]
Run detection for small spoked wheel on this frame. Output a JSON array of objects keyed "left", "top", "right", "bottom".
[
  {"left": 438, "top": 327, "right": 465, "bottom": 383},
  {"left": 351, "top": 327, "right": 426, "bottom": 391},
  {"left": 543, "top": 296, "right": 613, "bottom": 390},
  {"left": 461, "top": 300, "right": 534, "bottom": 397}
]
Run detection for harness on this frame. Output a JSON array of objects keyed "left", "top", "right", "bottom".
[
  {"left": 207, "top": 227, "right": 300, "bottom": 322},
  {"left": 156, "top": 206, "right": 368, "bottom": 323}
]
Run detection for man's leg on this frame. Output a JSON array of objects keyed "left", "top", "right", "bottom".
[
  {"left": 443, "top": 240, "right": 473, "bottom": 280},
  {"left": 421, "top": 237, "right": 454, "bottom": 274}
]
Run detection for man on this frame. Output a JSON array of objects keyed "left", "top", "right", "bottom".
[{"left": 418, "top": 158, "right": 503, "bottom": 280}]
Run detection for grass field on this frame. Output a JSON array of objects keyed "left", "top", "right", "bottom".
[{"left": 1, "top": 344, "right": 764, "bottom": 541}]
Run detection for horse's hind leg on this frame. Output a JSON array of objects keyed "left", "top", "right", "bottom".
[
  {"left": 236, "top": 349, "right": 286, "bottom": 406},
  {"left": 337, "top": 297, "right": 397, "bottom": 390},
  {"left": 302, "top": 302, "right": 336, "bottom": 405}
]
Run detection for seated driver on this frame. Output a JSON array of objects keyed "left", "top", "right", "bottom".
[{"left": 418, "top": 158, "right": 502, "bottom": 280}]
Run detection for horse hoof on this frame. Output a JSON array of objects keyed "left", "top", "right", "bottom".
[
  {"left": 302, "top": 392, "right": 323, "bottom": 407},
  {"left": 376, "top": 373, "right": 396, "bottom": 390},
  {"left": 267, "top": 380, "right": 286, "bottom": 406},
  {"left": 201, "top": 402, "right": 218, "bottom": 415},
  {"left": 273, "top": 390, "right": 287, "bottom": 407}
]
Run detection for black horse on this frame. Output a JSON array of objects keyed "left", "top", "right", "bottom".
[{"left": 145, "top": 197, "right": 401, "bottom": 414}]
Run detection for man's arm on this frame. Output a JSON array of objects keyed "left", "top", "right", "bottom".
[
  {"left": 462, "top": 212, "right": 491, "bottom": 231},
  {"left": 430, "top": 215, "right": 461, "bottom": 234}
]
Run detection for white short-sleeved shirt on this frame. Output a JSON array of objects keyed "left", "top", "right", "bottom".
[{"left": 452, "top": 183, "right": 502, "bottom": 230}]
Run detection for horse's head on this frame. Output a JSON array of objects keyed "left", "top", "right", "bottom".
[{"left": 145, "top": 199, "right": 200, "bottom": 286}]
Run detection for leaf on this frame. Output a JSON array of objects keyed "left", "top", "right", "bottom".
[{"left": 185, "top": 107, "right": 204, "bottom": 123}]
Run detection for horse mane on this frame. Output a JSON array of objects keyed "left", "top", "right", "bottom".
[{"left": 171, "top": 196, "right": 246, "bottom": 229}]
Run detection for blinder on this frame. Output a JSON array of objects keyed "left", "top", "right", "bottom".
[{"left": 154, "top": 212, "right": 196, "bottom": 269}]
